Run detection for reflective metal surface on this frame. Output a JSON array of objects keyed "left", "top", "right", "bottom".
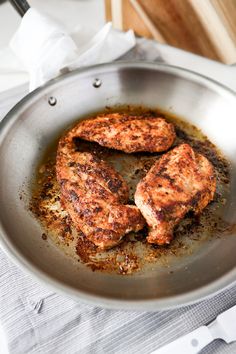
[{"left": 1, "top": 62, "right": 236, "bottom": 310}]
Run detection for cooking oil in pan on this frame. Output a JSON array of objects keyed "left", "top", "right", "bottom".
[{"left": 30, "top": 106, "right": 231, "bottom": 275}]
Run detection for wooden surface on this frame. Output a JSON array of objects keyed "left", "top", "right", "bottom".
[
  {"left": 212, "top": 0, "right": 236, "bottom": 44},
  {"left": 105, "top": 0, "right": 236, "bottom": 64}
]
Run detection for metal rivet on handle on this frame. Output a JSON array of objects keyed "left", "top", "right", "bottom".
[
  {"left": 191, "top": 339, "right": 198, "bottom": 347},
  {"left": 48, "top": 97, "right": 57, "bottom": 106},
  {"left": 93, "top": 78, "right": 102, "bottom": 88}
]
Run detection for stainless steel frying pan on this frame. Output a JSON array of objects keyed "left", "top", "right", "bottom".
[{"left": 1, "top": 62, "right": 236, "bottom": 310}]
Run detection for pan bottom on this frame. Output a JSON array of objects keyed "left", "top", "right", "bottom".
[{"left": 29, "top": 106, "right": 231, "bottom": 276}]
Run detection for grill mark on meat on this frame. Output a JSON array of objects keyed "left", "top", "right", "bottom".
[
  {"left": 69, "top": 190, "right": 79, "bottom": 202},
  {"left": 154, "top": 210, "right": 165, "bottom": 222},
  {"left": 108, "top": 179, "right": 122, "bottom": 193},
  {"left": 56, "top": 119, "right": 145, "bottom": 249},
  {"left": 135, "top": 143, "right": 216, "bottom": 245},
  {"left": 72, "top": 113, "right": 176, "bottom": 153}
]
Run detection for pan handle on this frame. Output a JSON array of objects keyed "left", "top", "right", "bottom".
[{"left": 9, "top": 0, "right": 30, "bottom": 17}]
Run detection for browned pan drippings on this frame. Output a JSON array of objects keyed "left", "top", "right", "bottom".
[{"left": 30, "top": 107, "right": 231, "bottom": 275}]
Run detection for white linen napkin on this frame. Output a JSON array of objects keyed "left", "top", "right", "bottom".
[
  {"left": 0, "top": 246, "right": 236, "bottom": 354},
  {"left": 9, "top": 8, "right": 135, "bottom": 91}
]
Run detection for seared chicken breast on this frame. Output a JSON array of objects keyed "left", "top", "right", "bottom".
[
  {"left": 72, "top": 113, "right": 176, "bottom": 153},
  {"left": 135, "top": 144, "right": 216, "bottom": 245},
  {"left": 56, "top": 130, "right": 145, "bottom": 249}
]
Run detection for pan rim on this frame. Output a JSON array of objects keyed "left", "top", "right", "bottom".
[{"left": 0, "top": 61, "right": 236, "bottom": 310}]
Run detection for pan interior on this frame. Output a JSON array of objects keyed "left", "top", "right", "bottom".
[
  {"left": 1, "top": 63, "right": 236, "bottom": 307},
  {"left": 30, "top": 107, "right": 231, "bottom": 277}
]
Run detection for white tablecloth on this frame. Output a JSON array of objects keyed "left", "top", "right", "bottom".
[{"left": 1, "top": 39, "right": 236, "bottom": 354}]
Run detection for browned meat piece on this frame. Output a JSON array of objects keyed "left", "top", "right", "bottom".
[
  {"left": 56, "top": 130, "right": 145, "bottom": 249},
  {"left": 134, "top": 144, "right": 216, "bottom": 245},
  {"left": 72, "top": 113, "right": 176, "bottom": 153}
]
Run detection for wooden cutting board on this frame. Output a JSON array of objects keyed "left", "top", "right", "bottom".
[{"left": 105, "top": 0, "right": 236, "bottom": 64}]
